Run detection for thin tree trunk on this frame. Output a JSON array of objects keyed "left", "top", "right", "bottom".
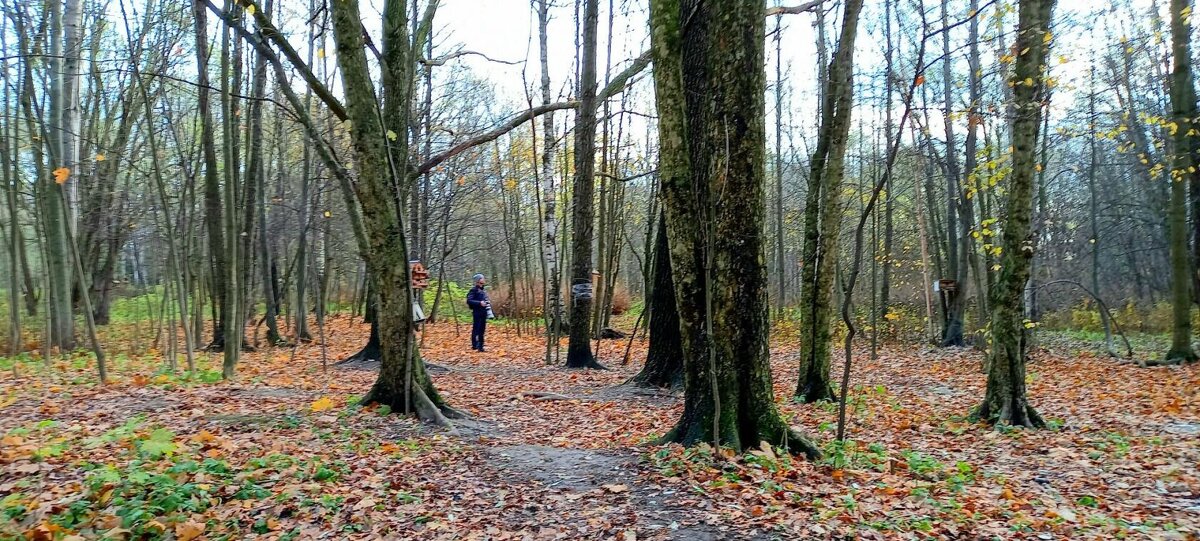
[
  {"left": 194, "top": 0, "right": 228, "bottom": 351},
  {"left": 797, "top": 0, "right": 863, "bottom": 403},
  {"left": 1165, "top": 0, "right": 1199, "bottom": 363},
  {"left": 42, "top": 0, "right": 76, "bottom": 351},
  {"left": 773, "top": 14, "right": 787, "bottom": 314},
  {"left": 536, "top": 0, "right": 563, "bottom": 362},
  {"left": 0, "top": 23, "right": 19, "bottom": 355},
  {"left": 565, "top": 0, "right": 603, "bottom": 369},
  {"left": 121, "top": 5, "right": 197, "bottom": 372}
]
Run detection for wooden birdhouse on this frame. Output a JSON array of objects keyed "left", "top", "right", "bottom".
[{"left": 410, "top": 260, "right": 430, "bottom": 290}]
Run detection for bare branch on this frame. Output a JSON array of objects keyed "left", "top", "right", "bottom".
[
  {"left": 598, "top": 50, "right": 652, "bottom": 102},
  {"left": 765, "top": 0, "right": 825, "bottom": 16},
  {"left": 203, "top": 0, "right": 348, "bottom": 121},
  {"left": 594, "top": 169, "right": 657, "bottom": 183},
  {"left": 414, "top": 101, "right": 578, "bottom": 177},
  {"left": 422, "top": 49, "right": 523, "bottom": 66}
]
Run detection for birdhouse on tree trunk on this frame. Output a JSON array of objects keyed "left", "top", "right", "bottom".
[{"left": 410, "top": 260, "right": 429, "bottom": 290}]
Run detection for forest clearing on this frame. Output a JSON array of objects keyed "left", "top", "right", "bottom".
[
  {"left": 4, "top": 0, "right": 1200, "bottom": 538},
  {"left": 1, "top": 317, "right": 1198, "bottom": 540}
]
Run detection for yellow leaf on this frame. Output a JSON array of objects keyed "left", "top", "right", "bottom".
[
  {"left": 317, "top": 48, "right": 326, "bottom": 59},
  {"left": 991, "top": 264, "right": 1002, "bottom": 271},
  {"left": 323, "top": 210, "right": 332, "bottom": 218},
  {"left": 52, "top": 167, "right": 70, "bottom": 184},
  {"left": 310, "top": 396, "right": 336, "bottom": 412},
  {"left": 245, "top": 3, "right": 255, "bottom": 16},
  {"left": 386, "top": 130, "right": 398, "bottom": 141},
  {"left": 95, "top": 153, "right": 106, "bottom": 162},
  {"left": 1023, "top": 77, "right": 1034, "bottom": 87}
]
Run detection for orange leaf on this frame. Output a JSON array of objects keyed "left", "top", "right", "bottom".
[
  {"left": 175, "top": 520, "right": 205, "bottom": 541},
  {"left": 52, "top": 167, "right": 70, "bottom": 184}
]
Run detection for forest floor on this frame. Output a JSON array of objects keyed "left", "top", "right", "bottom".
[{"left": 1, "top": 315, "right": 1198, "bottom": 540}]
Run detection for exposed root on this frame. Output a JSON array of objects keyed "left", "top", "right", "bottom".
[
  {"left": 970, "top": 398, "right": 1046, "bottom": 429},
  {"left": 795, "top": 382, "right": 837, "bottom": 404},
  {"left": 360, "top": 385, "right": 461, "bottom": 434},
  {"left": 336, "top": 340, "right": 381, "bottom": 365},
  {"left": 775, "top": 427, "right": 822, "bottom": 461},
  {"left": 438, "top": 404, "right": 470, "bottom": 419},
  {"left": 411, "top": 388, "right": 454, "bottom": 429}
]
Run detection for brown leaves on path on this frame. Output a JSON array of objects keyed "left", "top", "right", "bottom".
[{"left": 1, "top": 315, "right": 1197, "bottom": 539}]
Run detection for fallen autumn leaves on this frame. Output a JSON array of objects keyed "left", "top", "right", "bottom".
[{"left": 1, "top": 316, "right": 1198, "bottom": 539}]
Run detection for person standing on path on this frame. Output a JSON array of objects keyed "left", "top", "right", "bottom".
[{"left": 466, "top": 274, "right": 492, "bottom": 351}]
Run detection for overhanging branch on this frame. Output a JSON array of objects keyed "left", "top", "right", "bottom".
[
  {"left": 414, "top": 101, "right": 578, "bottom": 177},
  {"left": 765, "top": 0, "right": 826, "bottom": 16},
  {"left": 422, "top": 49, "right": 522, "bottom": 66}
]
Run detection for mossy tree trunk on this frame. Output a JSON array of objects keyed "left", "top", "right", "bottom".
[
  {"left": 973, "top": 0, "right": 1055, "bottom": 427},
  {"left": 796, "top": 0, "right": 861, "bottom": 403},
  {"left": 650, "top": 0, "right": 819, "bottom": 459},
  {"left": 329, "top": 0, "right": 457, "bottom": 424}
]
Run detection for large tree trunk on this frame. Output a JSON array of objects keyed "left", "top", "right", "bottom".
[
  {"left": 1166, "top": 0, "right": 1200, "bottom": 363},
  {"left": 565, "top": 0, "right": 603, "bottom": 369},
  {"left": 973, "top": 0, "right": 1055, "bottom": 427},
  {"left": 796, "top": 0, "right": 862, "bottom": 403},
  {"left": 651, "top": 0, "right": 818, "bottom": 459},
  {"left": 329, "top": 0, "right": 459, "bottom": 423},
  {"left": 633, "top": 213, "right": 682, "bottom": 388}
]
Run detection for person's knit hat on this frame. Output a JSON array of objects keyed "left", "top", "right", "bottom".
[{"left": 473, "top": 273, "right": 485, "bottom": 282}]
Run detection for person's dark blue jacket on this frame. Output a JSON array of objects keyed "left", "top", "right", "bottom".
[{"left": 466, "top": 286, "right": 490, "bottom": 316}]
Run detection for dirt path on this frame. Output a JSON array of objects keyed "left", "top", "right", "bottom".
[{"left": 336, "top": 333, "right": 735, "bottom": 540}]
